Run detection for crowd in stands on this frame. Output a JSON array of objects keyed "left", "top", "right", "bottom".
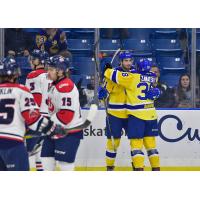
[{"left": 4, "top": 28, "right": 200, "bottom": 108}]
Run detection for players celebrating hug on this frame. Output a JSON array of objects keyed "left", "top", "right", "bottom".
[{"left": 102, "top": 57, "right": 161, "bottom": 171}]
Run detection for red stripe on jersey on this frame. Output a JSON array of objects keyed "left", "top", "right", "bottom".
[
  {"left": 27, "top": 69, "right": 46, "bottom": 79},
  {"left": 56, "top": 109, "right": 74, "bottom": 125},
  {"left": 0, "top": 136, "right": 23, "bottom": 142},
  {"left": 21, "top": 109, "right": 41, "bottom": 126},
  {"left": 0, "top": 83, "right": 30, "bottom": 93},
  {"left": 32, "top": 93, "right": 42, "bottom": 107}
]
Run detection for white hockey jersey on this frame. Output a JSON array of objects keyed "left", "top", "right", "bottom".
[
  {"left": 25, "top": 69, "right": 52, "bottom": 116},
  {"left": 0, "top": 83, "right": 43, "bottom": 142},
  {"left": 48, "top": 77, "right": 83, "bottom": 133}
]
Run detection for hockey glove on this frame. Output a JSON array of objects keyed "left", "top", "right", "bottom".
[
  {"left": 38, "top": 117, "right": 66, "bottom": 137},
  {"left": 146, "top": 87, "right": 161, "bottom": 100},
  {"left": 98, "top": 86, "right": 108, "bottom": 100},
  {"left": 103, "top": 63, "right": 113, "bottom": 75}
]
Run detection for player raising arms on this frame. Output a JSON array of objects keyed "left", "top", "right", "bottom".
[
  {"left": 41, "top": 55, "right": 83, "bottom": 171},
  {"left": 98, "top": 51, "right": 135, "bottom": 171},
  {"left": 104, "top": 59, "right": 161, "bottom": 171},
  {"left": 0, "top": 58, "right": 67, "bottom": 171},
  {"left": 25, "top": 49, "right": 51, "bottom": 171}
]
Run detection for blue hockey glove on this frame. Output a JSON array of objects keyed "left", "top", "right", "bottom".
[
  {"left": 98, "top": 86, "right": 108, "bottom": 100},
  {"left": 146, "top": 87, "right": 161, "bottom": 100}
]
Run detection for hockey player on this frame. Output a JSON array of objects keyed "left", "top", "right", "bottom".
[
  {"left": 98, "top": 51, "right": 135, "bottom": 171},
  {"left": 0, "top": 57, "right": 67, "bottom": 171},
  {"left": 103, "top": 59, "right": 161, "bottom": 171},
  {"left": 25, "top": 49, "right": 51, "bottom": 171},
  {"left": 41, "top": 55, "right": 83, "bottom": 171}
]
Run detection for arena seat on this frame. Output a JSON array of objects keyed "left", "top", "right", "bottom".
[
  {"left": 67, "top": 39, "right": 94, "bottom": 56},
  {"left": 157, "top": 56, "right": 185, "bottom": 70},
  {"left": 72, "top": 57, "right": 95, "bottom": 75},
  {"left": 122, "top": 38, "right": 152, "bottom": 53}
]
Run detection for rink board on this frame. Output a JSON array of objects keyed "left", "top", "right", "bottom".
[{"left": 74, "top": 109, "right": 200, "bottom": 170}]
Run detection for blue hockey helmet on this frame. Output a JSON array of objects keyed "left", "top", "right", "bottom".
[
  {"left": 31, "top": 49, "right": 49, "bottom": 64},
  {"left": 119, "top": 51, "right": 133, "bottom": 61},
  {"left": 137, "top": 58, "right": 152, "bottom": 72},
  {"left": 47, "top": 55, "right": 69, "bottom": 71},
  {"left": 0, "top": 57, "right": 21, "bottom": 76}
]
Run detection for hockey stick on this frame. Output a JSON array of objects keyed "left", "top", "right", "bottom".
[
  {"left": 25, "top": 104, "right": 98, "bottom": 139},
  {"left": 111, "top": 48, "right": 121, "bottom": 65},
  {"left": 109, "top": 48, "right": 121, "bottom": 151},
  {"left": 93, "top": 35, "right": 115, "bottom": 151}
]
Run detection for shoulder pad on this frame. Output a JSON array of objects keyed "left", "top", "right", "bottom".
[
  {"left": 0, "top": 83, "right": 31, "bottom": 93},
  {"left": 27, "top": 69, "right": 46, "bottom": 79},
  {"left": 55, "top": 78, "right": 74, "bottom": 93},
  {"left": 15, "top": 84, "right": 31, "bottom": 93}
]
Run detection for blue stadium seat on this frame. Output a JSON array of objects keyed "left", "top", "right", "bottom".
[
  {"left": 152, "top": 38, "right": 181, "bottom": 49},
  {"left": 122, "top": 39, "right": 152, "bottom": 53},
  {"left": 152, "top": 38, "right": 182, "bottom": 56},
  {"left": 157, "top": 56, "right": 185, "bottom": 70},
  {"left": 70, "top": 74, "right": 92, "bottom": 88},
  {"left": 133, "top": 55, "right": 156, "bottom": 66},
  {"left": 67, "top": 29, "right": 95, "bottom": 39},
  {"left": 100, "top": 39, "right": 121, "bottom": 52},
  {"left": 161, "top": 71, "right": 184, "bottom": 88},
  {"left": 153, "top": 29, "right": 178, "bottom": 39},
  {"left": 70, "top": 74, "right": 82, "bottom": 85},
  {"left": 127, "top": 28, "right": 153, "bottom": 39},
  {"left": 72, "top": 57, "right": 95, "bottom": 75},
  {"left": 67, "top": 39, "right": 93, "bottom": 56}
]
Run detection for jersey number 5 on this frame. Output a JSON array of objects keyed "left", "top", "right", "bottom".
[{"left": 0, "top": 99, "right": 15, "bottom": 124}]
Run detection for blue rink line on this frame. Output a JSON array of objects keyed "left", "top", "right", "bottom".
[{"left": 81, "top": 107, "right": 200, "bottom": 111}]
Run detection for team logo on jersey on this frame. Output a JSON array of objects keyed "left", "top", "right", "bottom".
[
  {"left": 122, "top": 72, "right": 129, "bottom": 77},
  {"left": 59, "top": 83, "right": 69, "bottom": 89},
  {"left": 29, "top": 109, "right": 39, "bottom": 118},
  {"left": 47, "top": 98, "right": 55, "bottom": 112}
]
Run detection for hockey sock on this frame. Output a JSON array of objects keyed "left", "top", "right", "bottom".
[
  {"left": 41, "top": 157, "right": 56, "bottom": 171},
  {"left": 35, "top": 152, "right": 43, "bottom": 171},
  {"left": 144, "top": 137, "right": 160, "bottom": 170},
  {"left": 130, "top": 139, "right": 144, "bottom": 170},
  {"left": 106, "top": 138, "right": 120, "bottom": 169}
]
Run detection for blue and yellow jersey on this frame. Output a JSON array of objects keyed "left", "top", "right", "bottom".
[
  {"left": 104, "top": 68, "right": 158, "bottom": 120},
  {"left": 103, "top": 66, "right": 130, "bottom": 119}
]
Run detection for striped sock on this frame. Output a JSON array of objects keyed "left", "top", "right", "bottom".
[{"left": 36, "top": 161, "right": 43, "bottom": 171}]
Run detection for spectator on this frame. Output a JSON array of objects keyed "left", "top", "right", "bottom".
[
  {"left": 76, "top": 78, "right": 87, "bottom": 107},
  {"left": 35, "top": 28, "right": 72, "bottom": 59},
  {"left": 173, "top": 74, "right": 192, "bottom": 108},
  {"left": 76, "top": 76, "right": 95, "bottom": 108},
  {"left": 5, "top": 28, "right": 34, "bottom": 57},
  {"left": 151, "top": 66, "right": 175, "bottom": 108}
]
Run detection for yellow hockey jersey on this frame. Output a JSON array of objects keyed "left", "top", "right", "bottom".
[
  {"left": 104, "top": 68, "right": 158, "bottom": 120},
  {"left": 103, "top": 77, "right": 127, "bottom": 118}
]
